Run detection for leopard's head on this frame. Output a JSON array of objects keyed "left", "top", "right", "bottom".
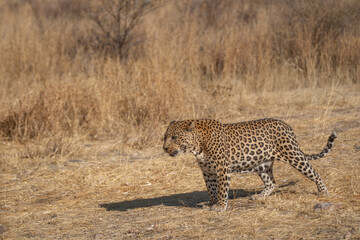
[{"left": 163, "top": 120, "right": 196, "bottom": 157}]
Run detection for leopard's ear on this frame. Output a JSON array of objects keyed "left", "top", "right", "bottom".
[{"left": 186, "top": 121, "right": 195, "bottom": 131}]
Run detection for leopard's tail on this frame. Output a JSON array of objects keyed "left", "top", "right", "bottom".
[{"left": 304, "top": 132, "right": 337, "bottom": 161}]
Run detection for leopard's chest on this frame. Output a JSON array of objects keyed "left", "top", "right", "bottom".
[{"left": 195, "top": 152, "right": 217, "bottom": 174}]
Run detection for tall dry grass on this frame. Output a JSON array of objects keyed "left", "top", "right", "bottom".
[{"left": 0, "top": 0, "right": 359, "bottom": 149}]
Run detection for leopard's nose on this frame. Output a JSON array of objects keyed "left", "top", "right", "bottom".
[{"left": 170, "top": 150, "right": 178, "bottom": 157}]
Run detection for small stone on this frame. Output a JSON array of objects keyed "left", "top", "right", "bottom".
[
  {"left": 314, "top": 202, "right": 341, "bottom": 211},
  {"left": 94, "top": 234, "right": 103, "bottom": 239},
  {"left": 127, "top": 228, "right": 140, "bottom": 234},
  {"left": 68, "top": 159, "right": 83, "bottom": 163},
  {"left": 146, "top": 225, "right": 155, "bottom": 231}
]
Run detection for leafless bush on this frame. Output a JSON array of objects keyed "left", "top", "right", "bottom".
[{"left": 82, "top": 0, "right": 160, "bottom": 59}]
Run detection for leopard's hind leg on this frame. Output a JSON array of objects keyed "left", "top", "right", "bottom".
[
  {"left": 276, "top": 143, "right": 328, "bottom": 196},
  {"left": 251, "top": 161, "right": 276, "bottom": 200}
]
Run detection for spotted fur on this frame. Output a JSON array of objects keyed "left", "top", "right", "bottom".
[{"left": 163, "top": 118, "right": 337, "bottom": 211}]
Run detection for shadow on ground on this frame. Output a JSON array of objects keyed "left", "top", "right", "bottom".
[{"left": 100, "top": 181, "right": 296, "bottom": 211}]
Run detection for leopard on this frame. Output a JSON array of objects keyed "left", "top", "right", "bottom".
[{"left": 163, "top": 118, "right": 337, "bottom": 211}]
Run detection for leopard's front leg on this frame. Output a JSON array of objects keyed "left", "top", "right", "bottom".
[
  {"left": 211, "top": 165, "right": 231, "bottom": 211},
  {"left": 202, "top": 172, "right": 217, "bottom": 206}
]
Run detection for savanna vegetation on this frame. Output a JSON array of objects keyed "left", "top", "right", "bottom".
[{"left": 1, "top": 0, "right": 359, "bottom": 239}]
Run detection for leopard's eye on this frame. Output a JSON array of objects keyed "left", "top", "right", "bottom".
[{"left": 171, "top": 136, "right": 177, "bottom": 140}]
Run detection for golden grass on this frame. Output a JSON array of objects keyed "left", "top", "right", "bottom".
[
  {"left": 1, "top": 0, "right": 360, "bottom": 239},
  {"left": 0, "top": 0, "right": 359, "bottom": 145},
  {"left": 1, "top": 86, "right": 360, "bottom": 239}
]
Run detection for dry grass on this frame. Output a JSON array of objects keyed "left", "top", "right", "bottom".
[
  {"left": 1, "top": 86, "right": 360, "bottom": 239},
  {"left": 0, "top": 0, "right": 359, "bottom": 145},
  {"left": 1, "top": 0, "right": 360, "bottom": 239}
]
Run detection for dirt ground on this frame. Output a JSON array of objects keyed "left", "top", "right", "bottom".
[{"left": 1, "top": 86, "right": 360, "bottom": 239}]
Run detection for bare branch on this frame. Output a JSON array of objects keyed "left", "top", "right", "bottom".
[{"left": 86, "top": 0, "right": 163, "bottom": 58}]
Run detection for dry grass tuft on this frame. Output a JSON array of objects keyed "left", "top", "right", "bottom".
[{"left": 1, "top": 83, "right": 101, "bottom": 140}]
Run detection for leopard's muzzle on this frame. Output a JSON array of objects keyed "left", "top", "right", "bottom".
[{"left": 163, "top": 147, "right": 178, "bottom": 157}]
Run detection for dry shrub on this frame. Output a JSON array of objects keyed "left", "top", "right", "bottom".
[
  {"left": 271, "top": 0, "right": 360, "bottom": 80},
  {"left": 172, "top": 0, "right": 360, "bottom": 86},
  {"left": 171, "top": 0, "right": 264, "bottom": 82},
  {"left": 0, "top": 83, "right": 101, "bottom": 140},
  {"left": 78, "top": 0, "right": 162, "bottom": 59},
  {"left": 0, "top": 60, "right": 185, "bottom": 147}
]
